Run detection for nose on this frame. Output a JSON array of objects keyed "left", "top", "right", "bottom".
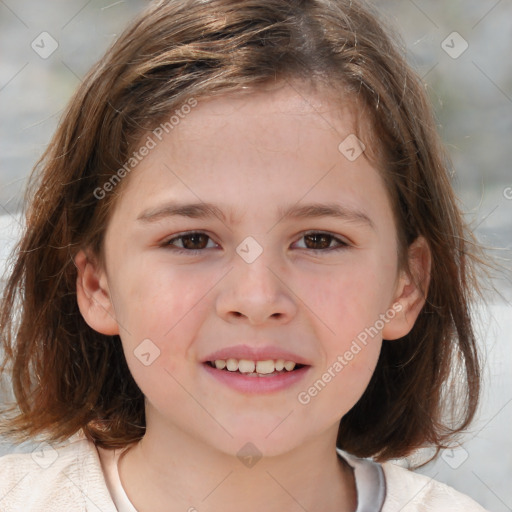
[{"left": 215, "top": 249, "right": 298, "bottom": 326}]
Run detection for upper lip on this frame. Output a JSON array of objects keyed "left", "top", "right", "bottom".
[{"left": 202, "top": 344, "right": 311, "bottom": 366}]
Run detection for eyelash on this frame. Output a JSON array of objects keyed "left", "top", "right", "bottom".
[{"left": 161, "top": 231, "right": 350, "bottom": 254}]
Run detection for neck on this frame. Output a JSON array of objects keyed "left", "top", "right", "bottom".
[{"left": 118, "top": 421, "right": 356, "bottom": 512}]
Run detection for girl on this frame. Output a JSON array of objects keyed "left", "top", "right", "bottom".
[{"left": 0, "top": 0, "right": 490, "bottom": 510}]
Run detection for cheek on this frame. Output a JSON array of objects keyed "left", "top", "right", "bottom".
[
  {"left": 111, "top": 263, "right": 216, "bottom": 405},
  {"left": 112, "top": 254, "right": 208, "bottom": 327},
  {"left": 293, "top": 256, "right": 392, "bottom": 399},
  {"left": 298, "top": 259, "right": 393, "bottom": 338},
  {"left": 108, "top": 254, "right": 218, "bottom": 374},
  {"left": 315, "top": 258, "right": 395, "bottom": 409},
  {"left": 299, "top": 270, "right": 385, "bottom": 417}
]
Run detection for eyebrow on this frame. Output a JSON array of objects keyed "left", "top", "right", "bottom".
[{"left": 137, "top": 201, "right": 374, "bottom": 229}]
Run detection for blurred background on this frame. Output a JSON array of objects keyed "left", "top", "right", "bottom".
[{"left": 0, "top": 0, "right": 511, "bottom": 510}]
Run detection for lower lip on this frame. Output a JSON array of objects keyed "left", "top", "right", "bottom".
[{"left": 202, "top": 363, "right": 310, "bottom": 394}]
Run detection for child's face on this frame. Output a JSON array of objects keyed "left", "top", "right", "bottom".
[{"left": 80, "top": 82, "right": 422, "bottom": 456}]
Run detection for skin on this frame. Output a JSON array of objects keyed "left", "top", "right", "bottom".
[{"left": 75, "top": 81, "right": 430, "bottom": 512}]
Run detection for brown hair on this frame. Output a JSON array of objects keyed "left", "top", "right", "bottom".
[{"left": 0, "top": 0, "right": 486, "bottom": 461}]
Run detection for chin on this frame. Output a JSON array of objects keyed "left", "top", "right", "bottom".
[{"left": 218, "top": 424, "right": 306, "bottom": 459}]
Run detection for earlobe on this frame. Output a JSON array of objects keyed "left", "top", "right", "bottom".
[
  {"left": 382, "top": 236, "right": 431, "bottom": 341},
  {"left": 74, "top": 250, "right": 120, "bottom": 336}
]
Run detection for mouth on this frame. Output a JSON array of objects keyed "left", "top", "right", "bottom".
[
  {"left": 201, "top": 345, "right": 312, "bottom": 393},
  {"left": 204, "top": 358, "right": 307, "bottom": 377}
]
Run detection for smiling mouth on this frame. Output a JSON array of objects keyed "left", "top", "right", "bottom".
[{"left": 205, "top": 358, "right": 307, "bottom": 377}]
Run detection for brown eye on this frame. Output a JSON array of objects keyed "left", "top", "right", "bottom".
[
  {"left": 164, "top": 232, "right": 216, "bottom": 252},
  {"left": 294, "top": 232, "right": 349, "bottom": 252},
  {"left": 303, "top": 233, "right": 333, "bottom": 250},
  {"left": 180, "top": 233, "right": 210, "bottom": 250}
]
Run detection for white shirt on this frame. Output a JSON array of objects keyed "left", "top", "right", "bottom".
[
  {"left": 0, "top": 432, "right": 488, "bottom": 511},
  {"left": 98, "top": 443, "right": 386, "bottom": 512}
]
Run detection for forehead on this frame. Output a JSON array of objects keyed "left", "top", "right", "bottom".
[
  {"left": 163, "top": 81, "right": 382, "bottom": 185},
  {"left": 175, "top": 81, "right": 366, "bottom": 144},
  {"left": 108, "top": 81, "right": 390, "bottom": 227}
]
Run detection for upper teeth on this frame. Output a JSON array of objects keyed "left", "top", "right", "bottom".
[{"left": 213, "top": 358, "right": 297, "bottom": 374}]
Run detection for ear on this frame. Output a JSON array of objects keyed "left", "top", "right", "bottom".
[
  {"left": 74, "top": 249, "right": 120, "bottom": 336},
  {"left": 382, "top": 236, "right": 431, "bottom": 341}
]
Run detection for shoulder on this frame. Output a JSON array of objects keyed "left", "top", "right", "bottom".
[
  {"left": 0, "top": 432, "right": 117, "bottom": 512},
  {"left": 381, "top": 460, "right": 488, "bottom": 512}
]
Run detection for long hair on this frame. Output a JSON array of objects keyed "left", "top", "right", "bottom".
[{"left": 0, "top": 0, "right": 485, "bottom": 460}]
